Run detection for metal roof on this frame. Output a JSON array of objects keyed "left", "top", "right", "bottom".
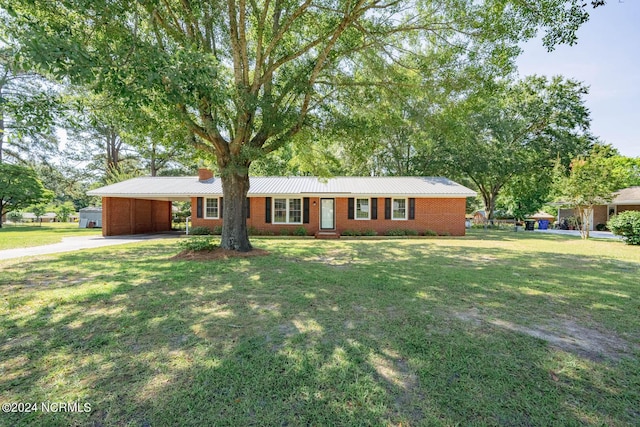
[{"left": 87, "top": 176, "right": 477, "bottom": 199}]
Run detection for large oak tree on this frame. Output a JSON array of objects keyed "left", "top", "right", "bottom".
[
  {"left": 434, "top": 76, "right": 592, "bottom": 221},
  {"left": 1, "top": 0, "right": 602, "bottom": 250}
]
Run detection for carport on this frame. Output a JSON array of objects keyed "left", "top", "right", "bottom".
[
  {"left": 87, "top": 177, "right": 195, "bottom": 237},
  {"left": 101, "top": 197, "right": 174, "bottom": 237}
]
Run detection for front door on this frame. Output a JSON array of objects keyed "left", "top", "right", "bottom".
[{"left": 320, "top": 198, "right": 335, "bottom": 230}]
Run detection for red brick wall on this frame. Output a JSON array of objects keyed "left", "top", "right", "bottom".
[
  {"left": 191, "top": 196, "right": 467, "bottom": 236},
  {"left": 335, "top": 197, "right": 466, "bottom": 236},
  {"left": 618, "top": 205, "right": 640, "bottom": 214},
  {"left": 102, "top": 197, "right": 172, "bottom": 236},
  {"left": 593, "top": 205, "right": 608, "bottom": 228}
]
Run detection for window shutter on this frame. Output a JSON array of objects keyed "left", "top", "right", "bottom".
[
  {"left": 409, "top": 198, "right": 415, "bottom": 220},
  {"left": 196, "top": 197, "right": 203, "bottom": 218},
  {"left": 246, "top": 197, "right": 251, "bottom": 219},
  {"left": 371, "top": 198, "right": 378, "bottom": 220},
  {"left": 219, "top": 197, "right": 223, "bottom": 218},
  {"left": 265, "top": 197, "right": 272, "bottom": 223},
  {"left": 385, "top": 198, "right": 391, "bottom": 219},
  {"left": 348, "top": 198, "right": 354, "bottom": 220},
  {"left": 303, "top": 198, "right": 310, "bottom": 224}
]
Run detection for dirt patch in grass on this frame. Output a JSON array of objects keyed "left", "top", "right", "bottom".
[
  {"left": 454, "top": 308, "right": 636, "bottom": 361},
  {"left": 171, "top": 248, "right": 270, "bottom": 261}
]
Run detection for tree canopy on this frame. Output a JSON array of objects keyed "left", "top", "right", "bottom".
[
  {"left": 0, "top": 162, "right": 52, "bottom": 228},
  {"left": 1, "top": 0, "right": 604, "bottom": 249},
  {"left": 0, "top": 46, "right": 60, "bottom": 164},
  {"left": 554, "top": 144, "right": 624, "bottom": 239},
  {"left": 433, "top": 75, "right": 592, "bottom": 220}
]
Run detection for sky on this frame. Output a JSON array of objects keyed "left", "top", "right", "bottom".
[{"left": 516, "top": 0, "right": 640, "bottom": 158}]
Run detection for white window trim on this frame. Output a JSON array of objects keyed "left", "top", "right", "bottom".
[
  {"left": 355, "top": 197, "right": 370, "bottom": 220},
  {"left": 272, "top": 197, "right": 303, "bottom": 224},
  {"left": 391, "top": 197, "right": 408, "bottom": 221},
  {"left": 204, "top": 197, "right": 220, "bottom": 219}
]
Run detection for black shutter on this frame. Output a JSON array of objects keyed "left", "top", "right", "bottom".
[
  {"left": 371, "top": 198, "right": 378, "bottom": 220},
  {"left": 348, "top": 198, "right": 354, "bottom": 220},
  {"left": 409, "top": 198, "right": 415, "bottom": 220},
  {"left": 196, "top": 197, "right": 203, "bottom": 218},
  {"left": 265, "top": 197, "right": 272, "bottom": 223},
  {"left": 303, "top": 198, "right": 310, "bottom": 223},
  {"left": 385, "top": 198, "right": 391, "bottom": 220},
  {"left": 246, "top": 197, "right": 251, "bottom": 219},
  {"left": 219, "top": 197, "right": 223, "bottom": 218}
]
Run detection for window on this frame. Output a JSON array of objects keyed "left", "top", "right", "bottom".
[
  {"left": 273, "top": 198, "right": 302, "bottom": 224},
  {"left": 392, "top": 198, "right": 407, "bottom": 220},
  {"left": 356, "top": 198, "right": 370, "bottom": 220},
  {"left": 205, "top": 197, "right": 219, "bottom": 219},
  {"left": 289, "top": 198, "right": 302, "bottom": 223},
  {"left": 274, "top": 198, "right": 287, "bottom": 223}
]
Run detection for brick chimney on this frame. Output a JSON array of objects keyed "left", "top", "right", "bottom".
[{"left": 198, "top": 168, "right": 214, "bottom": 181}]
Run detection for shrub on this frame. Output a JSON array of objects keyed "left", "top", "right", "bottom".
[
  {"left": 279, "top": 228, "right": 290, "bottom": 236},
  {"left": 179, "top": 236, "right": 218, "bottom": 251},
  {"left": 247, "top": 226, "right": 259, "bottom": 236},
  {"left": 608, "top": 211, "right": 640, "bottom": 245},
  {"left": 189, "top": 226, "right": 213, "bottom": 235},
  {"left": 362, "top": 229, "right": 378, "bottom": 236},
  {"left": 385, "top": 229, "right": 418, "bottom": 236},
  {"left": 341, "top": 229, "right": 360, "bottom": 236},
  {"left": 293, "top": 226, "right": 308, "bottom": 236},
  {"left": 423, "top": 229, "right": 437, "bottom": 236},
  {"left": 595, "top": 223, "right": 608, "bottom": 231},
  {"left": 439, "top": 231, "right": 451, "bottom": 236}
]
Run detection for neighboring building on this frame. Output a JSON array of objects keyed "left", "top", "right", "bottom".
[
  {"left": 557, "top": 186, "right": 640, "bottom": 231},
  {"left": 79, "top": 207, "right": 103, "bottom": 228},
  {"left": 22, "top": 212, "right": 57, "bottom": 223},
  {"left": 87, "top": 169, "right": 476, "bottom": 237}
]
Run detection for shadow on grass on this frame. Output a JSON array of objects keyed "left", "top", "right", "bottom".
[{"left": 0, "top": 238, "right": 639, "bottom": 425}]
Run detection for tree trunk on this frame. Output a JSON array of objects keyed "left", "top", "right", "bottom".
[
  {"left": 481, "top": 190, "right": 497, "bottom": 224},
  {"left": 0, "top": 88, "right": 4, "bottom": 164},
  {"left": 150, "top": 145, "right": 158, "bottom": 177},
  {"left": 578, "top": 206, "right": 592, "bottom": 239},
  {"left": 220, "top": 171, "right": 252, "bottom": 252}
]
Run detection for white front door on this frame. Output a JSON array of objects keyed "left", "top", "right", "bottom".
[{"left": 321, "top": 198, "right": 335, "bottom": 230}]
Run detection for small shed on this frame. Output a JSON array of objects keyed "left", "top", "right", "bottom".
[{"left": 79, "top": 207, "right": 102, "bottom": 228}]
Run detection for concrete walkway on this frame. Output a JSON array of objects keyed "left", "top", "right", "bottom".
[{"left": 0, "top": 233, "right": 181, "bottom": 261}]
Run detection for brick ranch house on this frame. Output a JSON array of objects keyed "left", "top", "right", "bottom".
[
  {"left": 87, "top": 169, "right": 476, "bottom": 237},
  {"left": 557, "top": 186, "right": 640, "bottom": 230}
]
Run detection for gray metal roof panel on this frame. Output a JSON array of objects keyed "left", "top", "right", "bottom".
[{"left": 87, "top": 176, "right": 477, "bottom": 197}]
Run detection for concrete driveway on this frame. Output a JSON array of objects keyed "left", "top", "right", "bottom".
[
  {"left": 0, "top": 233, "right": 181, "bottom": 261},
  {"left": 534, "top": 229, "right": 621, "bottom": 239}
]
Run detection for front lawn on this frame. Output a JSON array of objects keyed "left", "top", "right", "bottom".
[
  {"left": 0, "top": 230, "right": 638, "bottom": 426},
  {"left": 0, "top": 223, "right": 102, "bottom": 250}
]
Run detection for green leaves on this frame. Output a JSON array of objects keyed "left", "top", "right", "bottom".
[
  {"left": 435, "top": 75, "right": 592, "bottom": 219},
  {"left": 608, "top": 211, "right": 640, "bottom": 245},
  {"left": 0, "top": 163, "right": 53, "bottom": 227}
]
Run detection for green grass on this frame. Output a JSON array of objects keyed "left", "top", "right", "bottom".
[
  {"left": 0, "top": 223, "right": 101, "bottom": 250},
  {"left": 0, "top": 229, "right": 638, "bottom": 426}
]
